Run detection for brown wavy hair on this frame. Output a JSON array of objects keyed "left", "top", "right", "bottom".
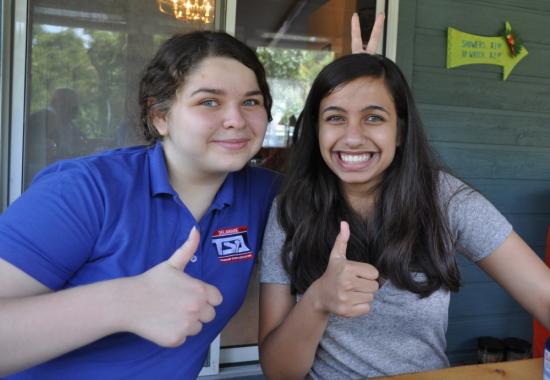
[{"left": 138, "top": 31, "right": 272, "bottom": 143}]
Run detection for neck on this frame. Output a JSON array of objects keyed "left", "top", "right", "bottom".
[
  {"left": 343, "top": 182, "right": 380, "bottom": 220},
  {"left": 166, "top": 159, "right": 228, "bottom": 222}
]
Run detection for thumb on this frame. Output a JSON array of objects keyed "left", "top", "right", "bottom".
[
  {"left": 167, "top": 227, "right": 200, "bottom": 271},
  {"left": 329, "top": 221, "right": 350, "bottom": 260}
]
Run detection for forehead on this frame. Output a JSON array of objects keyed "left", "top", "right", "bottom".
[
  {"left": 321, "top": 76, "right": 394, "bottom": 110},
  {"left": 181, "top": 56, "right": 259, "bottom": 94}
]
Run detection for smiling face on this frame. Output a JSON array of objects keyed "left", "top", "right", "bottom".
[
  {"left": 318, "top": 76, "right": 399, "bottom": 197},
  {"left": 154, "top": 56, "right": 268, "bottom": 180}
]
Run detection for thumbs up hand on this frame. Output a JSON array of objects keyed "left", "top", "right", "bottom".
[
  {"left": 311, "top": 221, "right": 379, "bottom": 318},
  {"left": 124, "top": 227, "right": 223, "bottom": 347}
]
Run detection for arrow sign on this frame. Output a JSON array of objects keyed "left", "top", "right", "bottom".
[{"left": 447, "top": 26, "right": 528, "bottom": 80}]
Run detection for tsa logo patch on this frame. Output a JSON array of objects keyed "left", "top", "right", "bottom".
[{"left": 212, "top": 226, "right": 253, "bottom": 263}]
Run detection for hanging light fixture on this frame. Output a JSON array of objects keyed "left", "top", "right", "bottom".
[{"left": 157, "top": 0, "right": 215, "bottom": 24}]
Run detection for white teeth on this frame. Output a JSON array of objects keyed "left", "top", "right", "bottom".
[{"left": 339, "top": 153, "right": 372, "bottom": 163}]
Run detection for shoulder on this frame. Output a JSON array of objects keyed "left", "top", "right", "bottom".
[
  {"left": 32, "top": 145, "right": 151, "bottom": 187},
  {"left": 436, "top": 172, "right": 512, "bottom": 260},
  {"left": 240, "top": 165, "right": 283, "bottom": 186},
  {"left": 21, "top": 145, "right": 154, "bottom": 219},
  {"left": 436, "top": 171, "right": 480, "bottom": 210},
  {"left": 437, "top": 171, "right": 471, "bottom": 198},
  {"left": 234, "top": 166, "right": 283, "bottom": 200},
  {"left": 49, "top": 145, "right": 149, "bottom": 171},
  {"left": 262, "top": 198, "right": 285, "bottom": 248},
  {"left": 259, "top": 197, "right": 289, "bottom": 284}
]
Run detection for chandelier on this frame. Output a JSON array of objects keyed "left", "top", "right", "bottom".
[{"left": 157, "top": 0, "right": 215, "bottom": 24}]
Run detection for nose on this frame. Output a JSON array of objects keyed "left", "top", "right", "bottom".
[
  {"left": 223, "top": 105, "right": 246, "bottom": 129},
  {"left": 343, "top": 121, "right": 364, "bottom": 147}
]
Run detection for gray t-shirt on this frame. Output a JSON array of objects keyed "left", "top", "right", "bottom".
[{"left": 259, "top": 173, "right": 512, "bottom": 380}]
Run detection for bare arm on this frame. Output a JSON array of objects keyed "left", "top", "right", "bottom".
[
  {"left": 478, "top": 230, "right": 550, "bottom": 328},
  {"left": 259, "top": 222, "right": 379, "bottom": 380},
  {"left": 258, "top": 282, "right": 328, "bottom": 380},
  {"left": 0, "top": 228, "right": 222, "bottom": 376},
  {"left": 0, "top": 260, "right": 131, "bottom": 375}
]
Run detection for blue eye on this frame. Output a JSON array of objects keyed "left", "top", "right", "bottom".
[
  {"left": 200, "top": 99, "right": 218, "bottom": 107},
  {"left": 243, "top": 98, "right": 260, "bottom": 106}
]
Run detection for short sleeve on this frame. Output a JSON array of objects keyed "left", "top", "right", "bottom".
[
  {"left": 440, "top": 173, "right": 513, "bottom": 262},
  {"left": 259, "top": 199, "right": 291, "bottom": 284},
  {"left": 0, "top": 164, "right": 103, "bottom": 289}
]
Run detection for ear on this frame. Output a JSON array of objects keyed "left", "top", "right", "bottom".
[
  {"left": 147, "top": 98, "right": 169, "bottom": 136},
  {"left": 152, "top": 112, "right": 169, "bottom": 136}
]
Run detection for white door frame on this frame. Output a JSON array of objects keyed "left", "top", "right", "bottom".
[
  {"left": 8, "top": 0, "right": 27, "bottom": 204},
  {"left": 375, "top": 0, "right": 399, "bottom": 60}
]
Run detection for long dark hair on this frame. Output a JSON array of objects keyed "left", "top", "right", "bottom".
[
  {"left": 138, "top": 31, "right": 272, "bottom": 143},
  {"left": 278, "top": 54, "right": 460, "bottom": 297}
]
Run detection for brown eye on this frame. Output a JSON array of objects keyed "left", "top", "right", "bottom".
[
  {"left": 326, "top": 115, "right": 345, "bottom": 122},
  {"left": 366, "top": 114, "right": 384, "bottom": 122}
]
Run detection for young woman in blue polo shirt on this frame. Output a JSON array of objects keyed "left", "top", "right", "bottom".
[{"left": 0, "top": 31, "right": 280, "bottom": 379}]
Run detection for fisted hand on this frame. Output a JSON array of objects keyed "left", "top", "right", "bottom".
[
  {"left": 125, "top": 227, "right": 222, "bottom": 347},
  {"left": 351, "top": 12, "right": 385, "bottom": 54},
  {"left": 312, "top": 221, "right": 379, "bottom": 318}
]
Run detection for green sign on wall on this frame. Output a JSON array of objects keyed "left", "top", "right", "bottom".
[{"left": 447, "top": 24, "right": 528, "bottom": 80}]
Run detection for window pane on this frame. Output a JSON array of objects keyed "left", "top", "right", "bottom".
[{"left": 24, "top": 0, "right": 220, "bottom": 187}]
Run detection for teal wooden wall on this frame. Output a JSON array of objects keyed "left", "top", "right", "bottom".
[{"left": 396, "top": 0, "right": 550, "bottom": 364}]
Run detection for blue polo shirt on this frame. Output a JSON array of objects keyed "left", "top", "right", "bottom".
[{"left": 0, "top": 142, "right": 280, "bottom": 379}]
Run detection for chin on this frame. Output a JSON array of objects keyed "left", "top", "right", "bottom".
[
  {"left": 337, "top": 173, "right": 375, "bottom": 185},
  {"left": 219, "top": 159, "right": 252, "bottom": 173}
]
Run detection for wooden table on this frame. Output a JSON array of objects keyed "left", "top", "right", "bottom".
[{"left": 372, "top": 358, "right": 543, "bottom": 379}]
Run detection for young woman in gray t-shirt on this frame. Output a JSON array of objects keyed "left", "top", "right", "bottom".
[{"left": 258, "top": 52, "right": 549, "bottom": 379}]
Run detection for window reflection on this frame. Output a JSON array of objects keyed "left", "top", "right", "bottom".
[
  {"left": 258, "top": 47, "right": 334, "bottom": 149},
  {"left": 24, "top": 0, "right": 218, "bottom": 187},
  {"left": 26, "top": 87, "right": 87, "bottom": 179}
]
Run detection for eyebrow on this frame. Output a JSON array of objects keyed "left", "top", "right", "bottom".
[
  {"left": 321, "top": 105, "right": 390, "bottom": 115},
  {"left": 190, "top": 88, "right": 263, "bottom": 97}
]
